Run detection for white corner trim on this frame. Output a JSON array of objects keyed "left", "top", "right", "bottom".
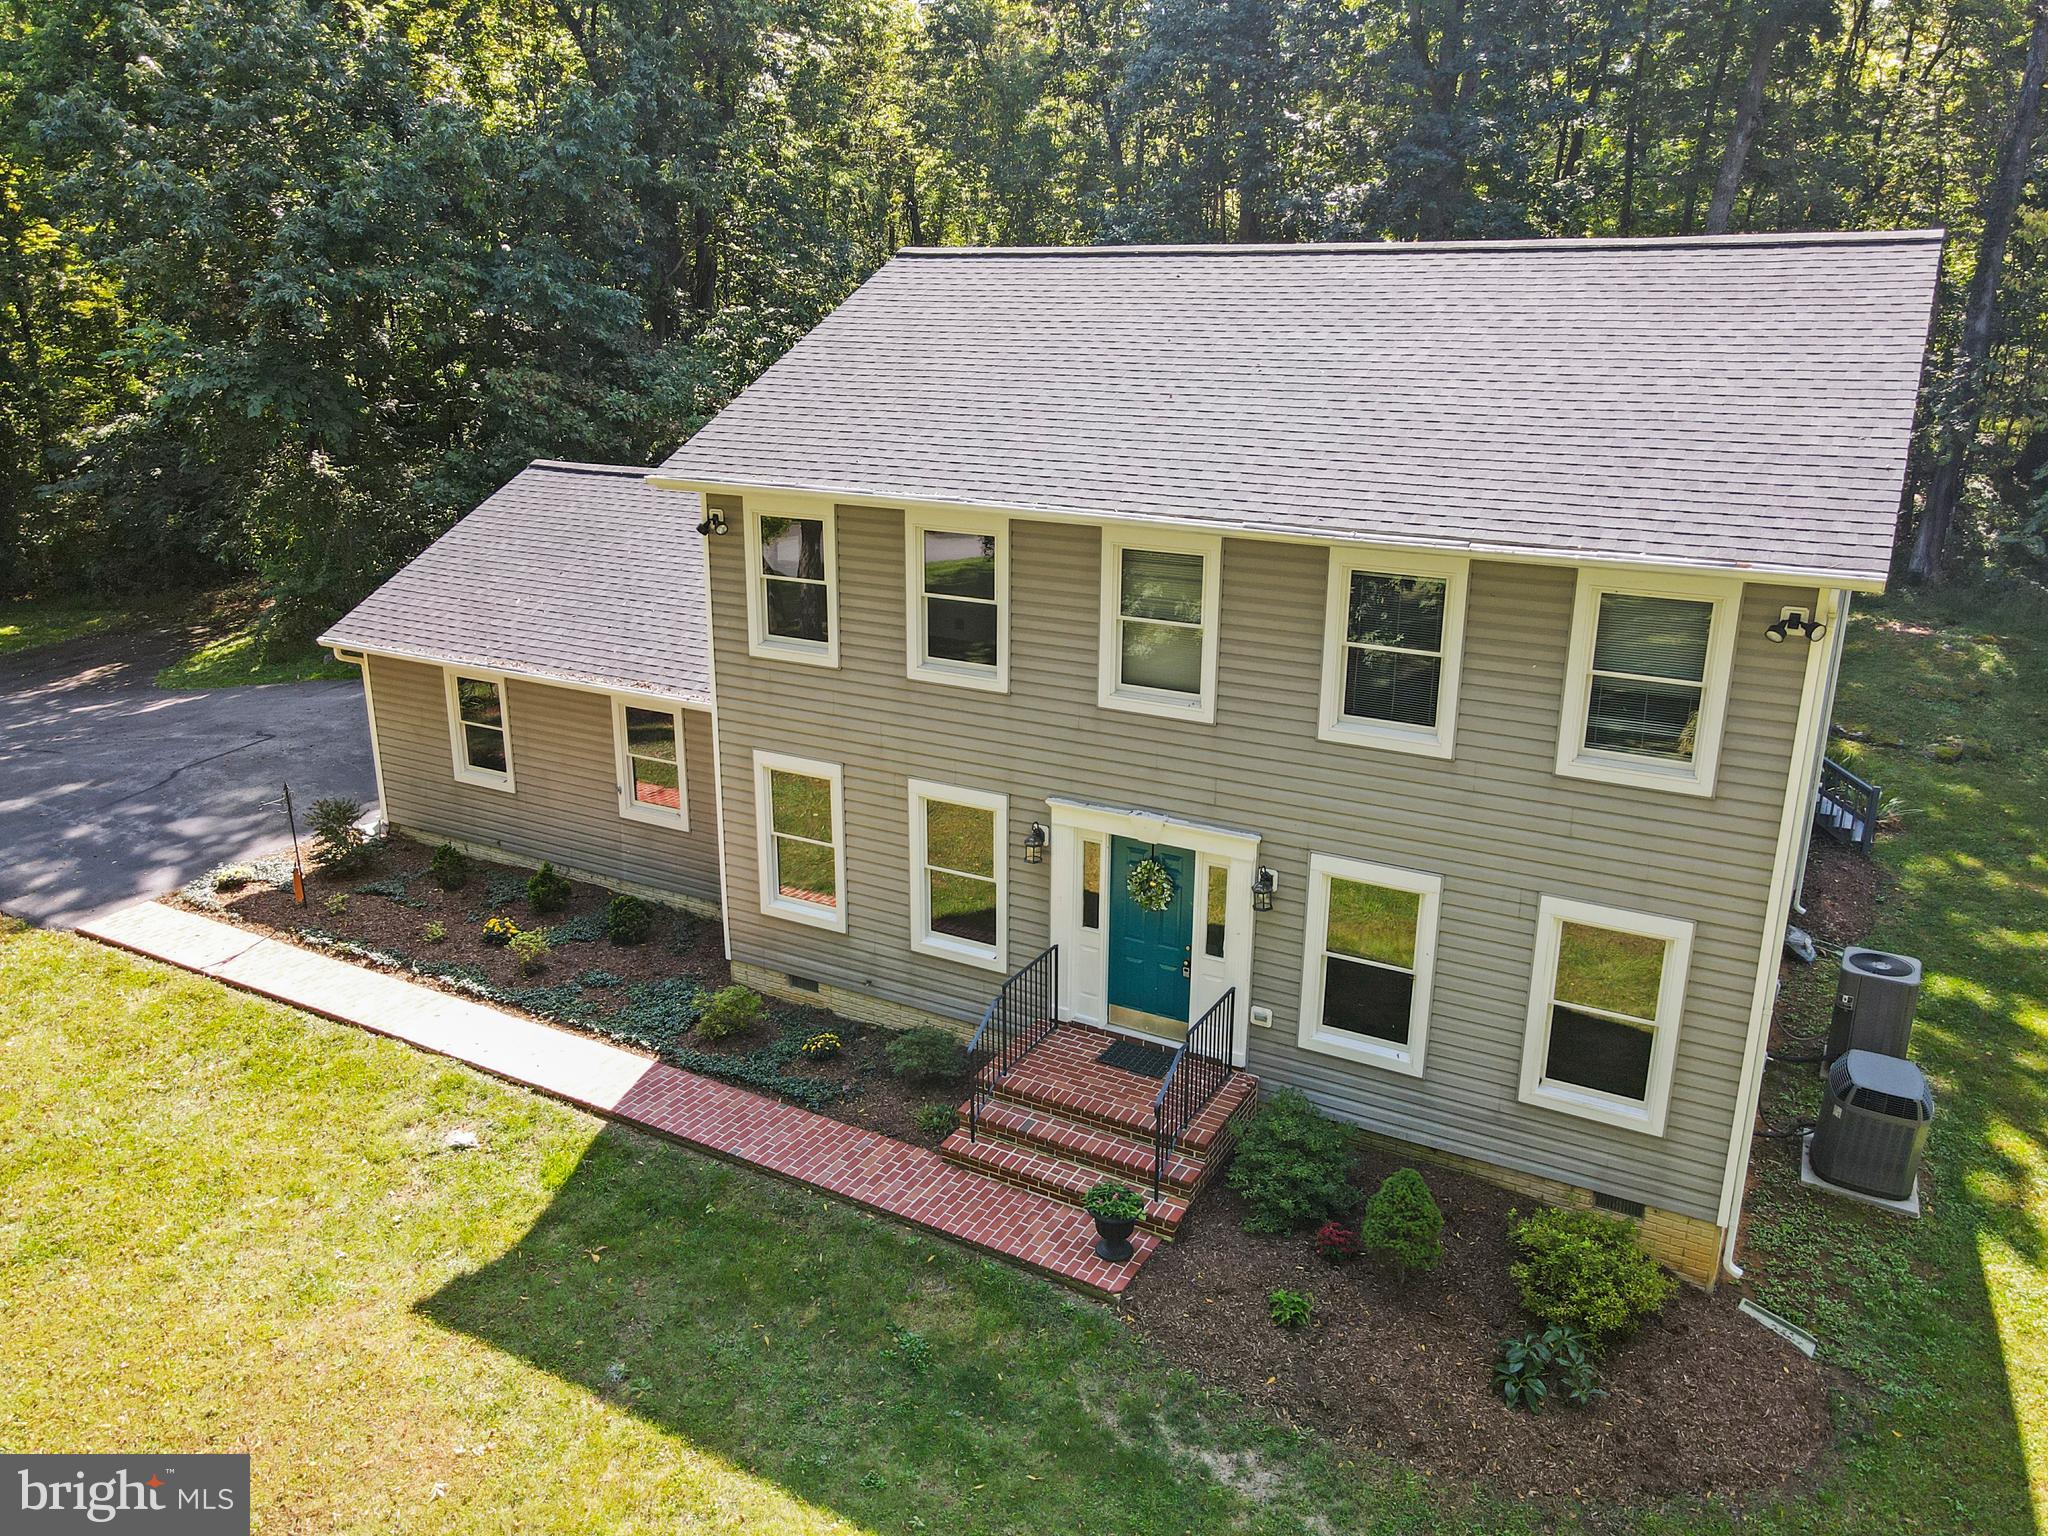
[
  {"left": 905, "top": 508, "right": 1010, "bottom": 694},
  {"left": 1554, "top": 569, "right": 1742, "bottom": 798},
  {"left": 743, "top": 499, "right": 841, "bottom": 669},
  {"left": 611, "top": 694, "right": 689, "bottom": 830},
  {"left": 443, "top": 668, "right": 515, "bottom": 793},
  {"left": 1097, "top": 525, "right": 1223, "bottom": 724},
  {"left": 1517, "top": 895, "right": 1694, "bottom": 1137},
  {"left": 1296, "top": 852, "right": 1441, "bottom": 1077},
  {"left": 1715, "top": 586, "right": 1844, "bottom": 1276},
  {"left": 906, "top": 778, "right": 1008, "bottom": 973},
  {"left": 1316, "top": 547, "right": 1468, "bottom": 759},
  {"left": 752, "top": 750, "right": 847, "bottom": 932}
]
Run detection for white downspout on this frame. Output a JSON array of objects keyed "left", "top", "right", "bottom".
[{"left": 1715, "top": 587, "right": 1844, "bottom": 1282}]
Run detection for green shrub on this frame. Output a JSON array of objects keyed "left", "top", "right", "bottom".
[
  {"left": 1358, "top": 1168, "right": 1443, "bottom": 1274},
  {"left": 1494, "top": 1325, "right": 1605, "bottom": 1413},
  {"left": 697, "top": 985, "right": 765, "bottom": 1041},
  {"left": 884, "top": 1026, "right": 967, "bottom": 1083},
  {"left": 308, "top": 797, "right": 372, "bottom": 875},
  {"left": 1268, "top": 1288, "right": 1313, "bottom": 1328},
  {"left": 323, "top": 891, "right": 350, "bottom": 917},
  {"left": 1083, "top": 1181, "right": 1145, "bottom": 1223},
  {"left": 1224, "top": 1090, "right": 1360, "bottom": 1234},
  {"left": 526, "top": 861, "right": 573, "bottom": 914},
  {"left": 429, "top": 843, "right": 472, "bottom": 890},
  {"left": 912, "top": 1103, "right": 959, "bottom": 1140},
  {"left": 421, "top": 921, "right": 448, "bottom": 945},
  {"left": 604, "top": 893, "right": 657, "bottom": 946},
  {"left": 1508, "top": 1206, "right": 1676, "bottom": 1349},
  {"left": 510, "top": 929, "right": 552, "bottom": 975}
]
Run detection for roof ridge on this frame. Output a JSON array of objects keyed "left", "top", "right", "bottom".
[
  {"left": 526, "top": 459, "right": 660, "bottom": 478},
  {"left": 894, "top": 229, "right": 1946, "bottom": 260}
]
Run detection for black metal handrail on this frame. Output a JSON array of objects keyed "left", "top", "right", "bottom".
[
  {"left": 1151, "top": 988, "right": 1235, "bottom": 1199},
  {"left": 966, "top": 945, "right": 1059, "bottom": 1143},
  {"left": 1819, "top": 756, "right": 1881, "bottom": 853}
]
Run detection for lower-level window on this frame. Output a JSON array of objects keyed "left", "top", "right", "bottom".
[
  {"left": 445, "top": 671, "right": 512, "bottom": 790},
  {"left": 754, "top": 752, "right": 845, "bottom": 931},
  {"left": 1296, "top": 853, "right": 1441, "bottom": 1076},
  {"left": 613, "top": 698, "right": 687, "bottom": 828},
  {"left": 909, "top": 780, "right": 1006, "bottom": 971},
  {"left": 1518, "top": 896, "right": 1693, "bottom": 1135}
]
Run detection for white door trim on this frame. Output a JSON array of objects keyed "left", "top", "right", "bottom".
[{"left": 1046, "top": 797, "right": 1259, "bottom": 1066}]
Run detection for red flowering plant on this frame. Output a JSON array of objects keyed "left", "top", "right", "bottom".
[{"left": 1314, "top": 1221, "right": 1362, "bottom": 1262}]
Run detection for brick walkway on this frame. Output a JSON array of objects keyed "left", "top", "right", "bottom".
[{"left": 77, "top": 901, "right": 1158, "bottom": 1295}]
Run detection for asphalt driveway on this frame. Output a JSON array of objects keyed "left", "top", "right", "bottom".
[{"left": 0, "top": 624, "right": 379, "bottom": 927}]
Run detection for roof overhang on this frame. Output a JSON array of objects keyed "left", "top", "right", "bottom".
[{"left": 319, "top": 636, "right": 714, "bottom": 710}]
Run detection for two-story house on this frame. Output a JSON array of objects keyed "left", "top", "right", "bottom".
[{"left": 322, "top": 231, "right": 1942, "bottom": 1284}]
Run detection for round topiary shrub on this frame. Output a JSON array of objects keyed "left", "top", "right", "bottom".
[
  {"left": 526, "top": 861, "right": 573, "bottom": 914},
  {"left": 1224, "top": 1089, "right": 1361, "bottom": 1234},
  {"left": 1508, "top": 1206, "right": 1677, "bottom": 1351},
  {"left": 1358, "top": 1167, "right": 1444, "bottom": 1274},
  {"left": 884, "top": 1026, "right": 968, "bottom": 1083},
  {"left": 604, "top": 892, "right": 657, "bottom": 946},
  {"left": 430, "top": 842, "right": 473, "bottom": 891},
  {"left": 697, "top": 985, "right": 765, "bottom": 1042}
]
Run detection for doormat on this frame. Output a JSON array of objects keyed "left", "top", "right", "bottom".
[{"left": 1097, "top": 1038, "right": 1175, "bottom": 1078}]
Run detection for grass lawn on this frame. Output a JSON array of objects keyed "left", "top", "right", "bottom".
[
  {"left": 3, "top": 583, "right": 2043, "bottom": 1534},
  {"left": 154, "top": 610, "right": 356, "bottom": 688},
  {"left": 0, "top": 593, "right": 153, "bottom": 658}
]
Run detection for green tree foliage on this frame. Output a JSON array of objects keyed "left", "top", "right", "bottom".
[
  {"left": 1357, "top": 1166, "right": 1444, "bottom": 1273},
  {"left": 4, "top": 0, "right": 2047, "bottom": 604}
]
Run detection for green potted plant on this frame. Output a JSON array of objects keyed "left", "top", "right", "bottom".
[{"left": 1082, "top": 1180, "right": 1145, "bottom": 1263}]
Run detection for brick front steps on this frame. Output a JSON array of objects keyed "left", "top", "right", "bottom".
[{"left": 940, "top": 1022, "right": 1259, "bottom": 1240}]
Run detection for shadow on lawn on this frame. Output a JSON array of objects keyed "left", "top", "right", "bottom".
[{"left": 413, "top": 1123, "right": 1343, "bottom": 1536}]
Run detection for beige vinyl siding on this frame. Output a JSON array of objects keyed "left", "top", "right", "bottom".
[
  {"left": 705, "top": 501, "right": 1810, "bottom": 1222},
  {"left": 365, "top": 654, "right": 720, "bottom": 906}
]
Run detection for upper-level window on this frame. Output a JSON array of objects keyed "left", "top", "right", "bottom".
[
  {"left": 1296, "top": 853, "right": 1440, "bottom": 1076},
  {"left": 613, "top": 698, "right": 687, "bottom": 829},
  {"left": 1518, "top": 896, "right": 1692, "bottom": 1135},
  {"left": 445, "top": 671, "right": 513, "bottom": 791},
  {"left": 1319, "top": 550, "right": 1468, "bottom": 757},
  {"left": 745, "top": 505, "right": 838, "bottom": 666},
  {"left": 754, "top": 751, "right": 846, "bottom": 931},
  {"left": 908, "top": 779, "right": 1007, "bottom": 971},
  {"left": 1556, "top": 572, "right": 1739, "bottom": 796},
  {"left": 906, "top": 512, "right": 1008, "bottom": 691},
  {"left": 1098, "top": 528, "right": 1222, "bottom": 722}
]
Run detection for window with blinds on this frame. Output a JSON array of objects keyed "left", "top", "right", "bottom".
[{"left": 1584, "top": 593, "right": 1713, "bottom": 761}]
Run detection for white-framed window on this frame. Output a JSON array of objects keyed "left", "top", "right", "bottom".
[
  {"left": 444, "top": 670, "right": 513, "bottom": 791},
  {"left": 753, "top": 751, "right": 846, "bottom": 931},
  {"left": 612, "top": 697, "right": 687, "bottom": 829},
  {"left": 1098, "top": 527, "right": 1222, "bottom": 722},
  {"left": 1296, "top": 853, "right": 1440, "bottom": 1076},
  {"left": 1556, "top": 571, "right": 1739, "bottom": 796},
  {"left": 1518, "top": 895, "right": 1693, "bottom": 1135},
  {"left": 1319, "top": 549, "right": 1468, "bottom": 757},
  {"left": 744, "top": 503, "right": 839, "bottom": 667},
  {"left": 906, "top": 511, "right": 1008, "bottom": 692},
  {"left": 907, "top": 779, "right": 1007, "bottom": 971}
]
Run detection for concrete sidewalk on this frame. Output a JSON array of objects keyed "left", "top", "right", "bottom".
[{"left": 78, "top": 901, "right": 1156, "bottom": 1295}]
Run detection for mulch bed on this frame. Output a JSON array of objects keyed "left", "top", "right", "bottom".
[
  {"left": 1120, "top": 1145, "right": 1836, "bottom": 1511},
  {"left": 176, "top": 837, "right": 971, "bottom": 1148}
]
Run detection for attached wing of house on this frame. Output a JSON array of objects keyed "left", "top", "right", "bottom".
[{"left": 327, "top": 233, "right": 1943, "bottom": 1287}]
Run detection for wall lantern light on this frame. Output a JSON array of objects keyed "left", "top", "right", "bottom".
[
  {"left": 1251, "top": 866, "right": 1278, "bottom": 912},
  {"left": 696, "top": 509, "right": 729, "bottom": 537},
  {"left": 1765, "top": 612, "right": 1826, "bottom": 644},
  {"left": 1022, "top": 823, "right": 1049, "bottom": 865}
]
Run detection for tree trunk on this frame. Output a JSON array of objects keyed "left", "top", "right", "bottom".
[
  {"left": 1909, "top": 0, "right": 2048, "bottom": 581},
  {"left": 1705, "top": 5, "right": 1786, "bottom": 233},
  {"left": 1616, "top": 0, "right": 1659, "bottom": 233},
  {"left": 1683, "top": 0, "right": 1740, "bottom": 231}
]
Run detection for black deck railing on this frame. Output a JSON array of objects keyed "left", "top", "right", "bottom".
[
  {"left": 1818, "top": 756, "right": 1881, "bottom": 853},
  {"left": 966, "top": 945, "right": 1058, "bottom": 1144},
  {"left": 1152, "top": 988, "right": 1235, "bottom": 1199}
]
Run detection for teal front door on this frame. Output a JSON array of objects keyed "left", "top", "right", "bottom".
[{"left": 1108, "top": 838, "right": 1194, "bottom": 1024}]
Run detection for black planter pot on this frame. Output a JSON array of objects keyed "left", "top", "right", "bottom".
[{"left": 1092, "top": 1213, "right": 1138, "bottom": 1263}]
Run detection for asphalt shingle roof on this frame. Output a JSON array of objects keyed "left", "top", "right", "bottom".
[
  {"left": 321, "top": 461, "right": 710, "bottom": 703},
  {"left": 656, "top": 232, "right": 1943, "bottom": 587}
]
